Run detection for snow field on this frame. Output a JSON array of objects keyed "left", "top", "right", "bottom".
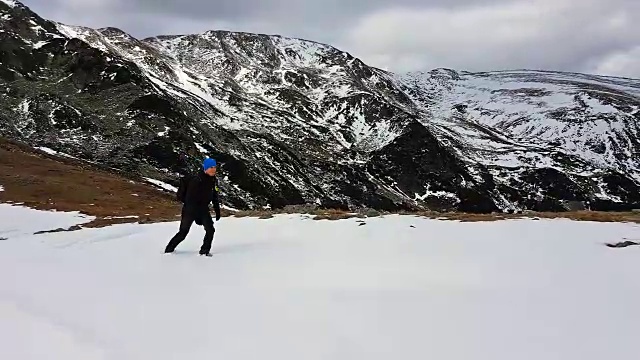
[{"left": 0, "top": 205, "right": 639, "bottom": 359}]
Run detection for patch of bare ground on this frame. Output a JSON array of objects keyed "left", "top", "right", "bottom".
[
  {"left": 229, "top": 208, "right": 640, "bottom": 223},
  {"left": 230, "top": 208, "right": 367, "bottom": 220},
  {"left": 407, "top": 210, "right": 640, "bottom": 223},
  {"left": 424, "top": 211, "right": 640, "bottom": 223}
]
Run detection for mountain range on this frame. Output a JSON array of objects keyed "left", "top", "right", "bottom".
[{"left": 1, "top": 0, "right": 639, "bottom": 212}]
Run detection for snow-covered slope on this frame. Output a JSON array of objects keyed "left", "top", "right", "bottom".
[
  {"left": 0, "top": 203, "right": 93, "bottom": 238},
  {"left": 1, "top": 0, "right": 639, "bottom": 212},
  {"left": 54, "top": 23, "right": 410, "bottom": 153},
  {"left": 392, "top": 69, "right": 640, "bottom": 209},
  {"left": 1, "top": 205, "right": 639, "bottom": 359},
  {"left": 395, "top": 69, "right": 640, "bottom": 173}
]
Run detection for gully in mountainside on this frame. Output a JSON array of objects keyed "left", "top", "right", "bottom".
[{"left": 165, "top": 158, "right": 221, "bottom": 256}]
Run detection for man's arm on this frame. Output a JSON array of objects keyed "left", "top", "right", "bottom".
[{"left": 211, "top": 177, "right": 221, "bottom": 220}]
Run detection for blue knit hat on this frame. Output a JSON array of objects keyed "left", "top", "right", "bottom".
[{"left": 203, "top": 157, "right": 217, "bottom": 170}]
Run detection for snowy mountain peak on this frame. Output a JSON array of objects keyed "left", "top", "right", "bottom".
[
  {"left": 0, "top": 0, "right": 20, "bottom": 9},
  {"left": 1, "top": 1, "right": 639, "bottom": 212}
]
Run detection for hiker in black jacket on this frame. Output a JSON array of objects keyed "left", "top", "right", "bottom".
[{"left": 165, "top": 158, "right": 221, "bottom": 256}]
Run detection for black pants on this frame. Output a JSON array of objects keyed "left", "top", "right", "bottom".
[{"left": 165, "top": 207, "right": 215, "bottom": 254}]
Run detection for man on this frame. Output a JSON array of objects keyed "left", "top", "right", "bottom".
[{"left": 165, "top": 158, "right": 221, "bottom": 256}]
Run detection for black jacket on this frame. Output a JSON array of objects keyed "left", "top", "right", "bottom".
[{"left": 183, "top": 170, "right": 221, "bottom": 219}]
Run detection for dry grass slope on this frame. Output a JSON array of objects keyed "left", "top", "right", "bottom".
[
  {"left": 0, "top": 138, "right": 183, "bottom": 227},
  {"left": 228, "top": 208, "right": 640, "bottom": 223}
]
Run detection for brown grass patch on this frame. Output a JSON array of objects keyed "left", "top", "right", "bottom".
[
  {"left": 411, "top": 210, "right": 640, "bottom": 223},
  {"left": 231, "top": 210, "right": 270, "bottom": 218},
  {"left": 227, "top": 206, "right": 640, "bottom": 223},
  {"left": 310, "top": 209, "right": 364, "bottom": 220},
  {"left": 0, "top": 138, "right": 186, "bottom": 228},
  {"left": 533, "top": 211, "right": 640, "bottom": 223},
  {"left": 227, "top": 208, "right": 363, "bottom": 220}
]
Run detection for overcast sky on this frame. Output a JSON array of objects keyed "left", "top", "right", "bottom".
[{"left": 22, "top": 0, "right": 640, "bottom": 78}]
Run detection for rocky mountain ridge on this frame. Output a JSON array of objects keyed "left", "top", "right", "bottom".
[{"left": 1, "top": 0, "right": 639, "bottom": 212}]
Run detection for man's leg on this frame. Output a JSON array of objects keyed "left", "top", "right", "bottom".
[
  {"left": 199, "top": 212, "right": 215, "bottom": 255},
  {"left": 165, "top": 211, "right": 195, "bottom": 253}
]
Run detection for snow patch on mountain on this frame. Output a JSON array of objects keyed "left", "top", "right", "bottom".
[
  {"left": 393, "top": 69, "right": 640, "bottom": 179},
  {"left": 144, "top": 178, "right": 177, "bottom": 192},
  {"left": 0, "top": 204, "right": 94, "bottom": 239},
  {"left": 0, "top": 0, "right": 18, "bottom": 8}
]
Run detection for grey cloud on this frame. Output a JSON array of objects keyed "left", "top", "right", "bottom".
[
  {"left": 24, "top": 0, "right": 515, "bottom": 37},
  {"left": 20, "top": 0, "right": 640, "bottom": 78},
  {"left": 113, "top": 0, "right": 513, "bottom": 22},
  {"left": 336, "top": 0, "right": 640, "bottom": 77}
]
